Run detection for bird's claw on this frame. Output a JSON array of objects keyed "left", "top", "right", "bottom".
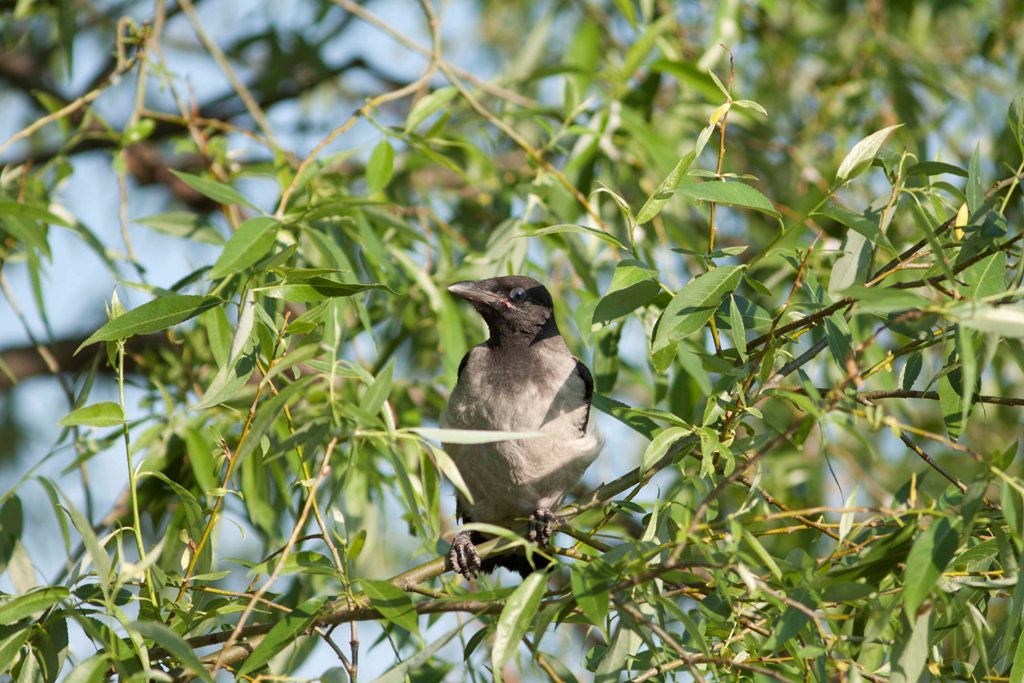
[
  {"left": 528, "top": 508, "right": 555, "bottom": 546},
  {"left": 449, "top": 532, "right": 481, "bottom": 580}
]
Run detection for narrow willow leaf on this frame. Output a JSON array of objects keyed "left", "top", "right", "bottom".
[
  {"left": 676, "top": 181, "right": 780, "bottom": 219},
  {"left": 168, "top": 170, "right": 259, "bottom": 211},
  {"left": 58, "top": 490, "right": 111, "bottom": 583},
  {"left": 361, "top": 579, "right": 419, "bottom": 634},
  {"left": 128, "top": 621, "right": 214, "bottom": 683},
  {"left": 410, "top": 427, "right": 547, "bottom": 444},
  {"left": 901, "top": 353, "right": 923, "bottom": 391},
  {"left": 893, "top": 606, "right": 931, "bottom": 683},
  {"left": 818, "top": 205, "right": 896, "bottom": 254},
  {"left": 835, "top": 124, "right": 903, "bottom": 183},
  {"left": 966, "top": 143, "right": 983, "bottom": 214},
  {"left": 0, "top": 199, "right": 72, "bottom": 227},
  {"left": 959, "top": 326, "right": 977, "bottom": 436},
  {"left": 0, "top": 586, "right": 69, "bottom": 623},
  {"left": 635, "top": 152, "right": 696, "bottom": 224},
  {"left": 906, "top": 161, "right": 968, "bottom": 178},
  {"left": 1009, "top": 90, "right": 1024, "bottom": 152},
  {"left": 61, "top": 655, "right": 110, "bottom": 683},
  {"left": 492, "top": 571, "right": 547, "bottom": 681},
  {"left": 78, "top": 295, "right": 223, "bottom": 351},
  {"left": 235, "top": 597, "right": 326, "bottom": 677},
  {"left": 903, "top": 517, "right": 959, "bottom": 617},
  {"left": 260, "top": 278, "right": 391, "bottom": 303},
  {"left": 58, "top": 402, "right": 124, "bottom": 428},
  {"left": 729, "top": 295, "right": 747, "bottom": 358},
  {"left": 522, "top": 223, "right": 625, "bottom": 248},
  {"left": 962, "top": 252, "right": 1007, "bottom": 300},
  {"left": 641, "top": 426, "right": 692, "bottom": 473},
  {"left": 938, "top": 361, "right": 964, "bottom": 441},
  {"left": 951, "top": 304, "right": 1024, "bottom": 337},
  {"left": 570, "top": 564, "right": 610, "bottom": 628},
  {"left": 209, "top": 216, "right": 279, "bottom": 279},
  {"left": 592, "top": 259, "right": 660, "bottom": 324},
  {"left": 370, "top": 624, "right": 464, "bottom": 683},
  {"left": 405, "top": 86, "right": 457, "bottom": 131},
  {"left": 367, "top": 139, "right": 395, "bottom": 193},
  {"left": 954, "top": 202, "right": 968, "bottom": 240},
  {"left": 651, "top": 266, "right": 743, "bottom": 369}
]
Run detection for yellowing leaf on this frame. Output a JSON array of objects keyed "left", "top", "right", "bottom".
[
  {"left": 954, "top": 202, "right": 968, "bottom": 240},
  {"left": 709, "top": 102, "right": 730, "bottom": 125}
]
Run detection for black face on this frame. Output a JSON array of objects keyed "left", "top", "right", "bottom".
[{"left": 448, "top": 276, "right": 557, "bottom": 345}]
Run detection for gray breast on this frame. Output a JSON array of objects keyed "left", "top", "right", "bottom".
[{"left": 440, "top": 344, "right": 602, "bottom": 527}]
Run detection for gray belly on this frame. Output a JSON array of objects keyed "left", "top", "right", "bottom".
[{"left": 440, "top": 349, "right": 602, "bottom": 528}]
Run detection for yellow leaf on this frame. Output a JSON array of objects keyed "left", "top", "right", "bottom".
[
  {"left": 954, "top": 202, "right": 968, "bottom": 239},
  {"left": 709, "top": 102, "right": 730, "bottom": 125}
]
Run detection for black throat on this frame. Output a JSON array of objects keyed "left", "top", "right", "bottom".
[{"left": 485, "top": 314, "right": 560, "bottom": 350}]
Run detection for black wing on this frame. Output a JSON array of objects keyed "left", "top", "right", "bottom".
[
  {"left": 456, "top": 350, "right": 471, "bottom": 382},
  {"left": 573, "top": 358, "right": 594, "bottom": 434}
]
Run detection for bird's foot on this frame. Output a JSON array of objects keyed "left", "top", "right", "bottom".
[
  {"left": 448, "top": 531, "right": 481, "bottom": 580},
  {"left": 528, "top": 508, "right": 556, "bottom": 546}
]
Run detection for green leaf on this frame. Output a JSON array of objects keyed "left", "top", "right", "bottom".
[
  {"left": 641, "top": 426, "right": 692, "bottom": 473},
  {"left": 651, "top": 266, "right": 743, "bottom": 370},
  {"left": 570, "top": 563, "right": 610, "bottom": 628},
  {"left": 409, "top": 427, "right": 547, "bottom": 444},
  {"left": 903, "top": 517, "right": 959, "bottom": 617},
  {"left": 58, "top": 490, "right": 111, "bottom": 583},
  {"left": 901, "top": 353, "right": 923, "bottom": 391},
  {"left": 967, "top": 143, "right": 983, "bottom": 214},
  {"left": 729, "top": 295, "right": 747, "bottom": 358},
  {"left": 962, "top": 252, "right": 1007, "bottom": 300},
  {"left": 60, "top": 654, "right": 109, "bottom": 683},
  {"left": 835, "top": 124, "right": 903, "bottom": 183},
  {"left": 129, "top": 621, "right": 214, "bottom": 683},
  {"left": 492, "top": 571, "right": 547, "bottom": 681},
  {"left": 592, "top": 259, "right": 660, "bottom": 324},
  {"left": 818, "top": 205, "right": 896, "bottom": 254},
  {"left": 0, "top": 199, "right": 72, "bottom": 227},
  {"left": 522, "top": 223, "right": 625, "bottom": 248},
  {"left": 134, "top": 211, "right": 224, "bottom": 245},
  {"left": 676, "top": 181, "right": 780, "bottom": 219},
  {"left": 209, "top": 216, "right": 279, "bottom": 279},
  {"left": 235, "top": 597, "right": 326, "bottom": 677},
  {"left": 168, "top": 170, "right": 259, "bottom": 211},
  {"left": 938, "top": 360, "right": 964, "bottom": 441},
  {"left": 405, "top": 86, "right": 457, "bottom": 132},
  {"left": 361, "top": 362, "right": 394, "bottom": 416},
  {"left": 906, "top": 161, "right": 968, "bottom": 178},
  {"left": 369, "top": 624, "right": 464, "bottom": 683},
  {"left": 58, "top": 402, "right": 124, "bottom": 428},
  {"left": 840, "top": 285, "right": 931, "bottom": 315},
  {"left": 361, "top": 579, "right": 419, "bottom": 634},
  {"left": 260, "top": 278, "right": 391, "bottom": 303},
  {"left": 78, "top": 295, "right": 223, "bottom": 351},
  {"left": 0, "top": 586, "right": 69, "bottom": 623},
  {"left": 893, "top": 608, "right": 931, "bottom": 683},
  {"left": 636, "top": 152, "right": 696, "bottom": 224},
  {"left": 950, "top": 304, "right": 1024, "bottom": 337},
  {"left": 367, "top": 139, "right": 395, "bottom": 193},
  {"left": 1009, "top": 90, "right": 1024, "bottom": 153}
]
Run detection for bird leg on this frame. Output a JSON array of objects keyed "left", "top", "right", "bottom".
[
  {"left": 448, "top": 531, "right": 481, "bottom": 580},
  {"left": 527, "top": 508, "right": 555, "bottom": 545}
]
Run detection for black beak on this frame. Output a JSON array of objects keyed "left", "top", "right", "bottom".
[{"left": 448, "top": 281, "right": 506, "bottom": 307}]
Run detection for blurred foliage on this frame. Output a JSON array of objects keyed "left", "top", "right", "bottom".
[{"left": 1, "top": 0, "right": 1024, "bottom": 681}]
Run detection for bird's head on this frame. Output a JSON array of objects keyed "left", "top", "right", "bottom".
[{"left": 448, "top": 276, "right": 558, "bottom": 346}]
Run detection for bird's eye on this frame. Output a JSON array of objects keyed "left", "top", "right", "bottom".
[{"left": 509, "top": 287, "right": 527, "bottom": 303}]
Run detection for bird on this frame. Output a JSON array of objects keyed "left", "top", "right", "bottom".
[{"left": 440, "top": 275, "right": 603, "bottom": 579}]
